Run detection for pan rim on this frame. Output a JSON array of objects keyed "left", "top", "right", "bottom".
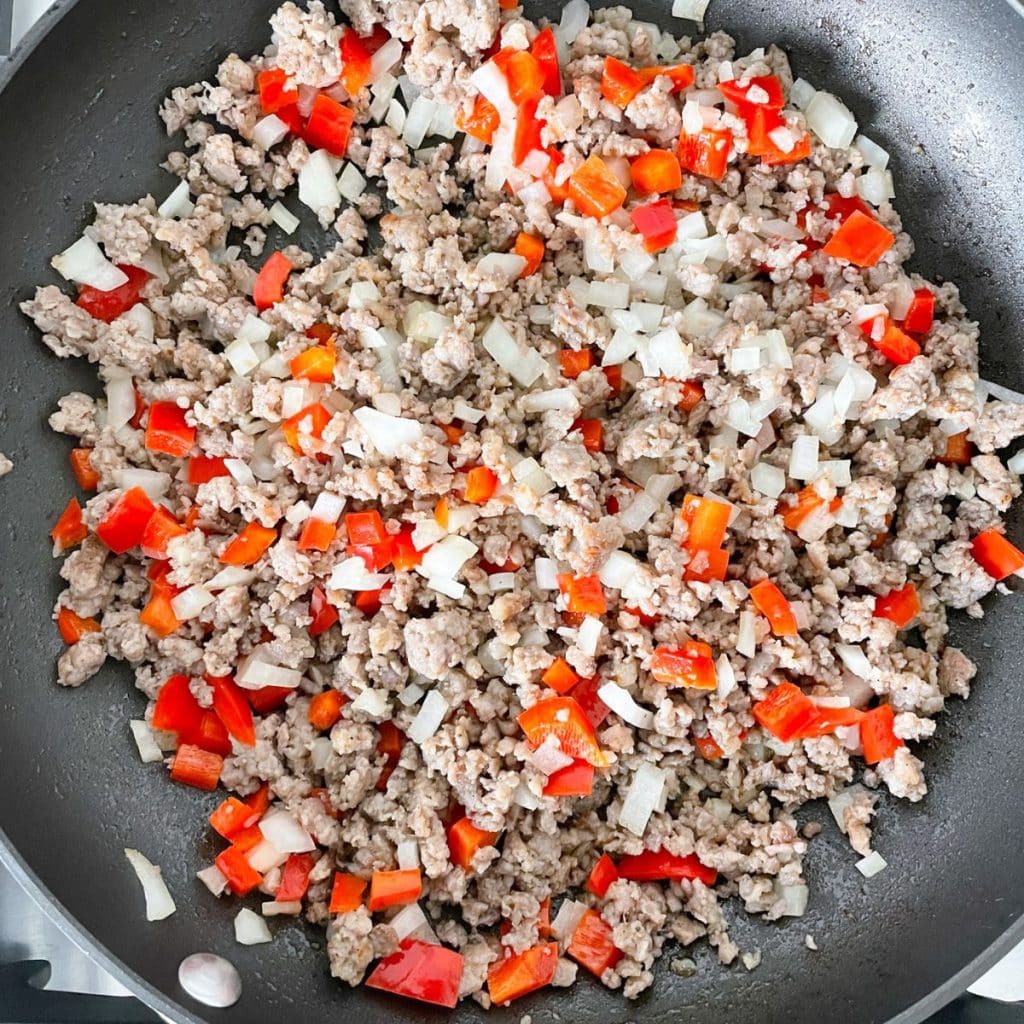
[{"left": 1, "top": 0, "right": 1023, "bottom": 1021}]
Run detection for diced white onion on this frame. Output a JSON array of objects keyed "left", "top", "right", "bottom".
[
  {"left": 298, "top": 150, "right": 342, "bottom": 217},
  {"left": 158, "top": 180, "right": 195, "bottom": 220},
  {"left": 482, "top": 317, "right": 546, "bottom": 387},
  {"left": 531, "top": 736, "right": 574, "bottom": 774},
  {"left": 857, "top": 168, "right": 895, "bottom": 207},
  {"left": 619, "top": 762, "right": 667, "bottom": 836},
  {"left": 236, "top": 652, "right": 303, "bottom": 690},
  {"left": 855, "top": 135, "right": 889, "bottom": 170},
  {"left": 385, "top": 98, "right": 406, "bottom": 133},
  {"left": 354, "top": 406, "right": 423, "bottom": 457},
  {"left": 576, "top": 616, "right": 603, "bottom": 657},
  {"left": 550, "top": 899, "right": 588, "bottom": 944},
  {"left": 350, "top": 687, "right": 390, "bottom": 718},
  {"left": 247, "top": 840, "right": 288, "bottom": 874},
  {"left": 224, "top": 458, "right": 256, "bottom": 487},
  {"left": 602, "top": 328, "right": 640, "bottom": 367},
  {"left": 856, "top": 851, "right": 888, "bottom": 878},
  {"left": 647, "top": 327, "right": 692, "bottom": 378},
  {"left": 513, "top": 781, "right": 542, "bottom": 810},
  {"left": 790, "top": 78, "right": 816, "bottom": 110},
  {"left": 599, "top": 549, "right": 641, "bottom": 589},
  {"left": 129, "top": 720, "right": 164, "bottom": 764},
  {"left": 788, "top": 435, "right": 820, "bottom": 481},
  {"left": 170, "top": 585, "right": 215, "bottom": 622},
  {"left": 806, "top": 90, "right": 858, "bottom": 149},
  {"left": 259, "top": 810, "right": 316, "bottom": 854},
  {"left": 535, "top": 557, "right": 559, "bottom": 590},
  {"left": 390, "top": 902, "right": 438, "bottom": 943},
  {"left": 619, "top": 248, "right": 655, "bottom": 281},
  {"left": 408, "top": 690, "right": 449, "bottom": 744},
  {"left": 329, "top": 557, "right": 390, "bottom": 592},
  {"left": 736, "top": 610, "right": 757, "bottom": 658},
  {"left": 197, "top": 865, "right": 229, "bottom": 897},
  {"left": 398, "top": 683, "right": 425, "bottom": 707},
  {"left": 310, "top": 490, "right": 345, "bottom": 523},
  {"left": 598, "top": 681, "right": 655, "bottom": 730},
  {"left": 716, "top": 654, "right": 737, "bottom": 699},
  {"left": 817, "top": 460, "right": 852, "bottom": 488},
  {"left": 828, "top": 784, "right": 869, "bottom": 833},
  {"left": 835, "top": 643, "right": 873, "bottom": 680},
  {"left": 671, "top": 0, "right": 711, "bottom": 21},
  {"left": 730, "top": 345, "right": 762, "bottom": 374},
  {"left": 403, "top": 95, "right": 439, "bottom": 148},
  {"left": 124, "top": 848, "right": 176, "bottom": 921},
  {"left": 114, "top": 468, "right": 171, "bottom": 501},
  {"left": 397, "top": 839, "right": 420, "bottom": 870},
  {"left": 418, "top": 534, "right": 477, "bottom": 581},
  {"left": 478, "top": 252, "right": 528, "bottom": 282},
  {"left": 489, "top": 572, "right": 516, "bottom": 592},
  {"left": 521, "top": 388, "right": 576, "bottom": 413},
  {"left": 452, "top": 399, "right": 485, "bottom": 424},
  {"left": 310, "top": 736, "right": 334, "bottom": 771},
  {"left": 105, "top": 370, "right": 137, "bottom": 431},
  {"left": 776, "top": 882, "right": 809, "bottom": 917},
  {"left": 337, "top": 163, "right": 367, "bottom": 203},
  {"left": 269, "top": 201, "right": 300, "bottom": 234},
  {"left": 253, "top": 114, "right": 289, "bottom": 151},
  {"left": 369, "top": 37, "right": 403, "bottom": 80},
  {"left": 559, "top": 0, "right": 590, "bottom": 40},
  {"left": 235, "top": 908, "right": 272, "bottom": 945},
  {"left": 205, "top": 566, "right": 257, "bottom": 591},
  {"left": 679, "top": 297, "right": 726, "bottom": 338},
  {"left": 751, "top": 462, "right": 785, "bottom": 498},
  {"left": 262, "top": 900, "right": 302, "bottom": 917},
  {"left": 618, "top": 492, "right": 659, "bottom": 533}
]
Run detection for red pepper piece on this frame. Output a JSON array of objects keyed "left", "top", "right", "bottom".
[
  {"left": 96, "top": 487, "right": 155, "bottom": 554},
  {"left": 366, "top": 939, "right": 464, "bottom": 1010},
  {"left": 75, "top": 265, "right": 150, "bottom": 322},
  {"left": 617, "top": 848, "right": 717, "bottom": 885}
]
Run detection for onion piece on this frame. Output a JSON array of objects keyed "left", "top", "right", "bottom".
[
  {"left": 269, "top": 201, "right": 300, "bottom": 234},
  {"left": 170, "top": 585, "right": 215, "bottom": 622},
  {"left": 398, "top": 683, "right": 425, "bottom": 707},
  {"left": 806, "top": 90, "right": 858, "bottom": 149},
  {"left": 262, "top": 900, "right": 302, "bottom": 916},
  {"left": 788, "top": 435, "right": 820, "bottom": 481},
  {"left": 559, "top": 0, "right": 590, "bottom": 42},
  {"left": 350, "top": 687, "right": 390, "bottom": 718},
  {"left": 535, "top": 557, "right": 559, "bottom": 590},
  {"left": 576, "top": 617, "right": 603, "bottom": 657},
  {"left": 259, "top": 810, "right": 316, "bottom": 854},
  {"left": 397, "top": 839, "right": 420, "bottom": 870},
  {"left": 114, "top": 468, "right": 171, "bottom": 501},
  {"left": 828, "top": 784, "right": 870, "bottom": 833},
  {"left": 513, "top": 781, "right": 542, "bottom": 810},
  {"left": 835, "top": 643, "right": 873, "bottom": 680},
  {"left": 390, "top": 902, "right": 439, "bottom": 944},
  {"left": 205, "top": 566, "right": 257, "bottom": 591},
  {"left": 550, "top": 899, "right": 588, "bottom": 944},
  {"left": 310, "top": 736, "right": 333, "bottom": 770},
  {"left": 979, "top": 379, "right": 1024, "bottom": 405},
  {"left": 452, "top": 399, "right": 485, "bottom": 424},
  {"left": 408, "top": 690, "right": 449, "bottom": 744},
  {"left": 354, "top": 406, "right": 424, "bottom": 457},
  {"left": 478, "top": 252, "right": 528, "bottom": 282},
  {"left": 129, "top": 720, "right": 164, "bottom": 764},
  {"left": 236, "top": 651, "right": 303, "bottom": 691},
  {"left": 178, "top": 954, "right": 242, "bottom": 1010},
  {"left": 370, "top": 37, "right": 403, "bottom": 80},
  {"left": 488, "top": 572, "right": 516, "bottom": 592},
  {"left": 598, "top": 681, "right": 655, "bottom": 730},
  {"left": 124, "top": 848, "right": 176, "bottom": 921},
  {"left": 197, "top": 864, "right": 229, "bottom": 897},
  {"left": 671, "top": 0, "right": 711, "bottom": 21},
  {"left": 481, "top": 317, "right": 547, "bottom": 387},
  {"left": 235, "top": 908, "right": 273, "bottom": 945},
  {"left": 158, "top": 180, "right": 195, "bottom": 220},
  {"left": 790, "top": 78, "right": 816, "bottom": 110},
  {"left": 618, "top": 491, "right": 658, "bottom": 533},
  {"left": 403, "top": 95, "right": 439, "bottom": 148},
  {"left": 599, "top": 550, "right": 642, "bottom": 589},
  {"left": 298, "top": 149, "right": 342, "bottom": 217},
  {"left": 247, "top": 839, "right": 289, "bottom": 874},
  {"left": 855, "top": 851, "right": 887, "bottom": 878},
  {"left": 531, "top": 735, "right": 574, "bottom": 774},
  {"left": 716, "top": 654, "right": 737, "bottom": 699},
  {"left": 776, "top": 882, "right": 809, "bottom": 917},
  {"left": 736, "top": 610, "right": 757, "bottom": 658},
  {"left": 418, "top": 535, "right": 477, "bottom": 581},
  {"left": 619, "top": 762, "right": 667, "bottom": 837},
  {"left": 253, "top": 114, "right": 289, "bottom": 150},
  {"left": 385, "top": 98, "right": 406, "bottom": 134},
  {"left": 751, "top": 462, "right": 785, "bottom": 499}
]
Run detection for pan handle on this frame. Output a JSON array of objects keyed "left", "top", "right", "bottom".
[{"left": 0, "top": 960, "right": 162, "bottom": 1024}]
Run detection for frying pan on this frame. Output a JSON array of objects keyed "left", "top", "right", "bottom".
[{"left": 1, "top": 0, "right": 1023, "bottom": 1022}]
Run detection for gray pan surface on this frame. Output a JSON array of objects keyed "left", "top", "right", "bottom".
[{"left": 1, "top": 1, "right": 1023, "bottom": 1022}]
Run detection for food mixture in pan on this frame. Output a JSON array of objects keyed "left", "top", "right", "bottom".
[{"left": 25, "top": 0, "right": 1024, "bottom": 1008}]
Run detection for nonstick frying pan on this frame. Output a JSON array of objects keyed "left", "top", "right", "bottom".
[{"left": 1, "top": 1, "right": 1023, "bottom": 1022}]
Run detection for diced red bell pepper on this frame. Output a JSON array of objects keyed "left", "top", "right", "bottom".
[
  {"left": 308, "top": 689, "right": 348, "bottom": 730},
  {"left": 937, "top": 431, "right": 972, "bottom": 466},
  {"left": 448, "top": 816, "right": 499, "bottom": 871},
  {"left": 865, "top": 316, "right": 921, "bottom": 365},
  {"left": 439, "top": 423, "right": 464, "bottom": 446},
  {"left": 541, "top": 146, "right": 571, "bottom": 204},
  {"left": 276, "top": 852, "right": 316, "bottom": 903},
  {"left": 140, "top": 506, "right": 187, "bottom": 560},
  {"left": 542, "top": 656, "right": 580, "bottom": 695},
  {"left": 637, "top": 63, "right": 696, "bottom": 91},
  {"left": 677, "top": 127, "right": 733, "bottom": 181},
  {"left": 304, "top": 94, "right": 355, "bottom": 156},
  {"left": 253, "top": 251, "right": 293, "bottom": 310},
  {"left": 600, "top": 56, "right": 645, "bottom": 107},
  {"left": 556, "top": 573, "right": 607, "bottom": 615},
  {"left": 329, "top": 872, "right": 367, "bottom": 913},
  {"left": 861, "top": 704, "right": 904, "bottom": 764},
  {"left": 749, "top": 579, "right": 799, "bottom": 637},
  {"left": 567, "top": 909, "right": 622, "bottom": 977},
  {"left": 298, "top": 516, "right": 338, "bottom": 553},
  {"left": 464, "top": 466, "right": 499, "bottom": 504},
  {"left": 139, "top": 577, "right": 181, "bottom": 638},
  {"left": 346, "top": 538, "right": 394, "bottom": 572},
  {"left": 694, "top": 733, "right": 725, "bottom": 760},
  {"left": 752, "top": 682, "right": 818, "bottom": 742},
  {"left": 586, "top": 853, "right": 619, "bottom": 898},
  {"left": 512, "top": 232, "right": 545, "bottom": 277},
  {"left": 216, "top": 845, "right": 263, "bottom": 896},
  {"left": 616, "top": 849, "right": 718, "bottom": 886},
  {"left": 542, "top": 759, "right": 594, "bottom": 797},
  {"left": 368, "top": 868, "right": 422, "bottom": 911},
  {"left": 187, "top": 455, "right": 229, "bottom": 485},
  {"left": 56, "top": 607, "right": 101, "bottom": 645},
  {"left": 282, "top": 402, "right": 332, "bottom": 456},
  {"left": 743, "top": 107, "right": 811, "bottom": 165},
  {"left": 219, "top": 521, "right": 277, "bottom": 566},
  {"left": 194, "top": 711, "right": 232, "bottom": 757},
  {"left": 51, "top": 497, "right": 87, "bottom": 552},
  {"left": 602, "top": 364, "right": 623, "bottom": 396},
  {"left": 558, "top": 348, "right": 594, "bottom": 379},
  {"left": 354, "top": 586, "right": 386, "bottom": 617},
  {"left": 903, "top": 288, "right": 935, "bottom": 334},
  {"left": 494, "top": 48, "right": 545, "bottom": 105},
  {"left": 209, "top": 674, "right": 256, "bottom": 747},
  {"left": 649, "top": 641, "right": 717, "bottom": 690},
  {"left": 971, "top": 528, "right": 1024, "bottom": 580},
  {"left": 346, "top": 510, "right": 387, "bottom": 546},
  {"left": 376, "top": 720, "right": 406, "bottom": 791},
  {"left": 717, "top": 74, "right": 785, "bottom": 110},
  {"left": 152, "top": 673, "right": 204, "bottom": 738},
  {"left": 96, "top": 486, "right": 155, "bottom": 554},
  {"left": 518, "top": 696, "right": 610, "bottom": 767},
  {"left": 456, "top": 94, "right": 500, "bottom": 144},
  {"left": 683, "top": 546, "right": 730, "bottom": 584},
  {"left": 144, "top": 402, "right": 195, "bottom": 458},
  {"left": 169, "top": 743, "right": 223, "bottom": 791},
  {"left": 569, "top": 674, "right": 610, "bottom": 730},
  {"left": 575, "top": 418, "right": 604, "bottom": 453},
  {"left": 780, "top": 486, "right": 841, "bottom": 532},
  {"left": 630, "top": 199, "right": 678, "bottom": 253},
  {"left": 75, "top": 265, "right": 150, "bottom": 323},
  {"left": 70, "top": 448, "right": 100, "bottom": 491},
  {"left": 568, "top": 155, "right": 627, "bottom": 219},
  {"left": 511, "top": 96, "right": 544, "bottom": 166},
  {"left": 290, "top": 342, "right": 336, "bottom": 383},
  {"left": 246, "top": 685, "right": 293, "bottom": 714},
  {"left": 822, "top": 209, "right": 895, "bottom": 267},
  {"left": 258, "top": 68, "right": 298, "bottom": 114},
  {"left": 339, "top": 28, "right": 373, "bottom": 96},
  {"left": 487, "top": 943, "right": 559, "bottom": 1005},
  {"left": 873, "top": 582, "right": 921, "bottom": 628},
  {"left": 529, "top": 26, "right": 562, "bottom": 97},
  {"left": 796, "top": 705, "right": 866, "bottom": 739},
  {"left": 367, "top": 939, "right": 464, "bottom": 1010},
  {"left": 209, "top": 796, "right": 257, "bottom": 840},
  {"left": 682, "top": 494, "right": 731, "bottom": 551},
  {"left": 629, "top": 149, "right": 682, "bottom": 196}
]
